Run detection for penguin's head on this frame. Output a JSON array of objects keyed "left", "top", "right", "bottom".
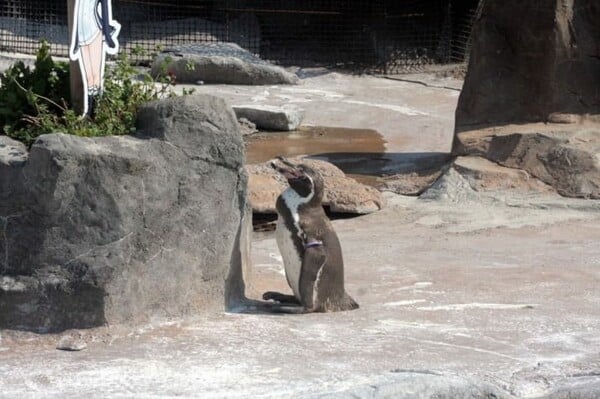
[{"left": 271, "top": 157, "right": 324, "bottom": 203}]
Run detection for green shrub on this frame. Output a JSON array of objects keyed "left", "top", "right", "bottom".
[
  {"left": 0, "top": 42, "right": 192, "bottom": 146},
  {"left": 0, "top": 41, "right": 70, "bottom": 144}
]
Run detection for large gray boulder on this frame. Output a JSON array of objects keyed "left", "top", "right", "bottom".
[
  {"left": 151, "top": 43, "right": 298, "bottom": 85},
  {"left": 453, "top": 1, "right": 600, "bottom": 199},
  {"left": 0, "top": 95, "right": 249, "bottom": 332},
  {"left": 455, "top": 0, "right": 600, "bottom": 130}
]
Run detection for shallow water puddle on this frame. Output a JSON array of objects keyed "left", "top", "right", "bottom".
[
  {"left": 245, "top": 126, "right": 386, "bottom": 164},
  {"left": 245, "top": 126, "right": 389, "bottom": 186}
]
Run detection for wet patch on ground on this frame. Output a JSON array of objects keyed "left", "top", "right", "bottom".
[{"left": 245, "top": 126, "right": 386, "bottom": 164}]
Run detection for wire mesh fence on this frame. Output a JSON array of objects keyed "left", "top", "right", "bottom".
[{"left": 0, "top": 0, "right": 481, "bottom": 74}]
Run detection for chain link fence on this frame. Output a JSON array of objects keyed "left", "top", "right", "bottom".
[{"left": 0, "top": 0, "right": 480, "bottom": 74}]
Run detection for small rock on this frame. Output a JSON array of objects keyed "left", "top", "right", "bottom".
[
  {"left": 0, "top": 136, "right": 28, "bottom": 166},
  {"left": 0, "top": 276, "right": 27, "bottom": 293},
  {"left": 238, "top": 117, "right": 258, "bottom": 136},
  {"left": 548, "top": 113, "right": 580, "bottom": 124},
  {"left": 56, "top": 335, "right": 87, "bottom": 351},
  {"left": 419, "top": 167, "right": 480, "bottom": 202},
  {"left": 383, "top": 169, "right": 444, "bottom": 196},
  {"left": 233, "top": 105, "right": 305, "bottom": 131}
]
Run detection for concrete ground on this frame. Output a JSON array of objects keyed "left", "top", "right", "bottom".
[{"left": 0, "top": 65, "right": 599, "bottom": 398}]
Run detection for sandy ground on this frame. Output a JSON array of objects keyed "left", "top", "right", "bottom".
[{"left": 0, "top": 64, "right": 599, "bottom": 398}]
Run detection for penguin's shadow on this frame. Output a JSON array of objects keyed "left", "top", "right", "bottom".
[
  {"left": 227, "top": 298, "right": 303, "bottom": 316},
  {"left": 306, "top": 151, "right": 452, "bottom": 177}
]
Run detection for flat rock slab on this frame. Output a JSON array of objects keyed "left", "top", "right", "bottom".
[
  {"left": 233, "top": 104, "right": 305, "bottom": 131},
  {"left": 246, "top": 157, "right": 385, "bottom": 214},
  {"left": 453, "top": 156, "right": 555, "bottom": 193},
  {"left": 454, "top": 123, "right": 600, "bottom": 199},
  {"left": 151, "top": 43, "right": 299, "bottom": 85}
]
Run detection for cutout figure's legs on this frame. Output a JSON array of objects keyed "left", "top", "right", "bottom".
[
  {"left": 78, "top": 32, "right": 104, "bottom": 114},
  {"left": 80, "top": 33, "right": 103, "bottom": 91},
  {"left": 70, "top": 0, "right": 120, "bottom": 116}
]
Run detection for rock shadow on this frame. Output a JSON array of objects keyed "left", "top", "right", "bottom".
[{"left": 306, "top": 151, "right": 453, "bottom": 178}]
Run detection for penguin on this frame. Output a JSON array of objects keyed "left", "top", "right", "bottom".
[{"left": 262, "top": 157, "right": 359, "bottom": 313}]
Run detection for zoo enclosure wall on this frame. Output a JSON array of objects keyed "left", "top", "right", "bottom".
[{"left": 0, "top": 0, "right": 481, "bottom": 74}]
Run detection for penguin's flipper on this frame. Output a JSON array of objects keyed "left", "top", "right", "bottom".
[
  {"left": 299, "top": 246, "right": 328, "bottom": 311},
  {"left": 262, "top": 291, "right": 301, "bottom": 305}
]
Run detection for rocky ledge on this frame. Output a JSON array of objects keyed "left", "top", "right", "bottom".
[{"left": 454, "top": 123, "right": 600, "bottom": 199}]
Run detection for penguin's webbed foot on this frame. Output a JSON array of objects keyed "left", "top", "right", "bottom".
[{"left": 262, "top": 291, "right": 301, "bottom": 305}]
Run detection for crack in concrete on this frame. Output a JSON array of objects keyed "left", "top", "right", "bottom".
[
  {"left": 63, "top": 232, "right": 134, "bottom": 267},
  {"left": 147, "top": 246, "right": 176, "bottom": 263},
  {"left": 141, "top": 177, "right": 147, "bottom": 228},
  {"left": 382, "top": 75, "right": 463, "bottom": 92}
]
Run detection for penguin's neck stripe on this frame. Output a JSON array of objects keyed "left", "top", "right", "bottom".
[
  {"left": 304, "top": 240, "right": 323, "bottom": 249},
  {"left": 281, "top": 187, "right": 314, "bottom": 241}
]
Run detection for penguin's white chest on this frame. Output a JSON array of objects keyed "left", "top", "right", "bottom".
[
  {"left": 275, "top": 188, "right": 313, "bottom": 300},
  {"left": 275, "top": 217, "right": 302, "bottom": 299}
]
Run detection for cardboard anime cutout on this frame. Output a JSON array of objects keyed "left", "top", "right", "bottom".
[{"left": 69, "top": 0, "right": 121, "bottom": 116}]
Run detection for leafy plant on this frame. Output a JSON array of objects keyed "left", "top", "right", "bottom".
[
  {"left": 0, "top": 42, "right": 192, "bottom": 146},
  {"left": 0, "top": 41, "right": 70, "bottom": 143}
]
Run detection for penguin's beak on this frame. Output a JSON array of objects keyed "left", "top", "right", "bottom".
[{"left": 270, "top": 157, "right": 304, "bottom": 180}]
